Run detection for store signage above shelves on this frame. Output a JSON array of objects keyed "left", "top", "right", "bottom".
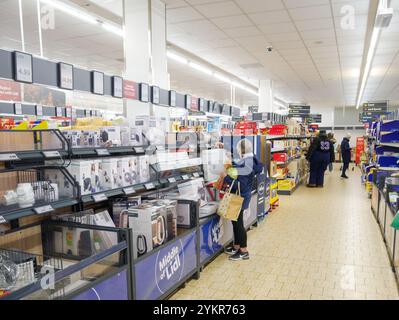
[
  {"left": 92, "top": 71, "right": 104, "bottom": 95},
  {"left": 363, "top": 102, "right": 388, "bottom": 113},
  {"left": 59, "top": 62, "right": 74, "bottom": 90},
  {"left": 0, "top": 153, "right": 20, "bottom": 161},
  {"left": 305, "top": 114, "right": 322, "bottom": 123},
  {"left": 288, "top": 105, "right": 311, "bottom": 117},
  {"left": 14, "top": 51, "right": 33, "bottom": 83}
]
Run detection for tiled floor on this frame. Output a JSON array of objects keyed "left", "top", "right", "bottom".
[{"left": 171, "top": 167, "right": 399, "bottom": 300}]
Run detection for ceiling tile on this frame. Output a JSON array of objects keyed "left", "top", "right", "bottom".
[
  {"left": 194, "top": 1, "right": 242, "bottom": 18},
  {"left": 258, "top": 22, "right": 297, "bottom": 34},
  {"left": 248, "top": 10, "right": 291, "bottom": 25},
  {"left": 211, "top": 15, "right": 253, "bottom": 29},
  {"left": 224, "top": 26, "right": 263, "bottom": 38},
  {"left": 289, "top": 5, "right": 332, "bottom": 21},
  {"left": 235, "top": 0, "right": 285, "bottom": 13},
  {"left": 167, "top": 6, "right": 203, "bottom": 23},
  {"left": 284, "top": 0, "right": 330, "bottom": 8}
]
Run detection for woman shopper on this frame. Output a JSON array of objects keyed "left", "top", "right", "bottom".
[
  {"left": 341, "top": 133, "right": 352, "bottom": 179},
  {"left": 222, "top": 139, "right": 263, "bottom": 261},
  {"left": 306, "top": 130, "right": 335, "bottom": 188}
]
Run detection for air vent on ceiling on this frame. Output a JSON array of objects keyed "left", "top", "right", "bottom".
[{"left": 240, "top": 63, "right": 264, "bottom": 70}]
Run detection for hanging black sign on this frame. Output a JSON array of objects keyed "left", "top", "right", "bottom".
[{"left": 14, "top": 51, "right": 33, "bottom": 83}]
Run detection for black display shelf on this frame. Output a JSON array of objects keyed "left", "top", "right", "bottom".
[
  {"left": 0, "top": 198, "right": 79, "bottom": 222},
  {"left": 71, "top": 146, "right": 147, "bottom": 158}
]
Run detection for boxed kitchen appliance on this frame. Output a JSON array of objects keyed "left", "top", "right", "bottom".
[
  {"left": 129, "top": 203, "right": 167, "bottom": 259},
  {"left": 99, "top": 158, "right": 119, "bottom": 190}
]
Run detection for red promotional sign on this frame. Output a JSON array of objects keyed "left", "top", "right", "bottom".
[
  {"left": 123, "top": 80, "right": 137, "bottom": 100},
  {"left": 191, "top": 97, "right": 199, "bottom": 111},
  {"left": 356, "top": 137, "right": 365, "bottom": 165},
  {"left": 0, "top": 79, "right": 21, "bottom": 101}
]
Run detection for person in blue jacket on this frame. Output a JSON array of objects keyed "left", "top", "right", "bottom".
[
  {"left": 306, "top": 130, "right": 335, "bottom": 188},
  {"left": 341, "top": 133, "right": 352, "bottom": 179},
  {"left": 222, "top": 139, "right": 264, "bottom": 261}
]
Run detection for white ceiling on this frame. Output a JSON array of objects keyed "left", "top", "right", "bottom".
[{"left": 1, "top": 0, "right": 399, "bottom": 109}]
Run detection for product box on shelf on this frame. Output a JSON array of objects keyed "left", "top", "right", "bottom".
[
  {"left": 130, "top": 128, "right": 143, "bottom": 146},
  {"left": 112, "top": 197, "right": 141, "bottom": 228},
  {"left": 129, "top": 203, "right": 166, "bottom": 259},
  {"left": 273, "top": 153, "right": 288, "bottom": 163},
  {"left": 100, "top": 127, "right": 121, "bottom": 147},
  {"left": 128, "top": 157, "right": 140, "bottom": 185},
  {"left": 138, "top": 155, "right": 150, "bottom": 183},
  {"left": 147, "top": 199, "right": 178, "bottom": 242},
  {"left": 269, "top": 124, "right": 287, "bottom": 136},
  {"left": 277, "top": 179, "right": 295, "bottom": 191},
  {"left": 66, "top": 160, "right": 98, "bottom": 195},
  {"left": 99, "top": 158, "right": 119, "bottom": 190},
  {"left": 117, "top": 157, "right": 131, "bottom": 187}
]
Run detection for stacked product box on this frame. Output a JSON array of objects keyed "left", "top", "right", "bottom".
[{"left": 46, "top": 156, "right": 150, "bottom": 197}]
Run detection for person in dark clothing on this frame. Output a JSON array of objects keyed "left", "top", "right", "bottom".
[
  {"left": 222, "top": 139, "right": 263, "bottom": 261},
  {"left": 306, "top": 131, "right": 335, "bottom": 188},
  {"left": 341, "top": 133, "right": 352, "bottom": 179}
]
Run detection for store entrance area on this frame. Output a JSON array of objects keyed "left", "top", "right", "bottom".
[{"left": 172, "top": 168, "right": 399, "bottom": 300}]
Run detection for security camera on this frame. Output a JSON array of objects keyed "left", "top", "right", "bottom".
[{"left": 267, "top": 46, "right": 273, "bottom": 52}]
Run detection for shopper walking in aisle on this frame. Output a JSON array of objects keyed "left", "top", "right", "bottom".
[
  {"left": 341, "top": 133, "right": 352, "bottom": 179},
  {"left": 306, "top": 130, "right": 335, "bottom": 188},
  {"left": 222, "top": 139, "right": 263, "bottom": 261},
  {"left": 327, "top": 132, "right": 337, "bottom": 173}
]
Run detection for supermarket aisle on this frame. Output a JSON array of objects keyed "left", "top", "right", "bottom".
[{"left": 171, "top": 167, "right": 399, "bottom": 300}]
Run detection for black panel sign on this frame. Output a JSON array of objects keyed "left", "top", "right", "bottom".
[
  {"left": 289, "top": 105, "right": 311, "bottom": 117},
  {"left": 14, "top": 51, "right": 33, "bottom": 83},
  {"left": 58, "top": 62, "right": 74, "bottom": 90},
  {"left": 92, "top": 71, "right": 104, "bottom": 95},
  {"left": 112, "top": 76, "right": 123, "bottom": 98},
  {"left": 185, "top": 94, "right": 191, "bottom": 109},
  {"left": 139, "top": 83, "right": 149, "bottom": 102},
  {"left": 305, "top": 114, "right": 322, "bottom": 123},
  {"left": 169, "top": 90, "right": 176, "bottom": 107},
  {"left": 151, "top": 86, "right": 160, "bottom": 104},
  {"left": 363, "top": 102, "right": 388, "bottom": 112}
]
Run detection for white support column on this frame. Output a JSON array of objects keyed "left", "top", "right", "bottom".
[
  {"left": 122, "top": 0, "right": 169, "bottom": 120},
  {"left": 258, "top": 80, "right": 274, "bottom": 113}
]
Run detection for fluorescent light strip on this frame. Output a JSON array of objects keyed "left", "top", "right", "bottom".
[
  {"left": 356, "top": 0, "right": 387, "bottom": 110},
  {"left": 214, "top": 73, "right": 231, "bottom": 84},
  {"left": 167, "top": 51, "right": 188, "bottom": 65},
  {"left": 274, "top": 101, "right": 288, "bottom": 109},
  {"left": 40, "top": 0, "right": 99, "bottom": 24},
  {"left": 356, "top": 26, "right": 381, "bottom": 109},
  {"left": 102, "top": 23, "right": 124, "bottom": 37},
  {"left": 188, "top": 62, "right": 213, "bottom": 75}
]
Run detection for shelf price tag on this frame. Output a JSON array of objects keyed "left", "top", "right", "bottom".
[
  {"left": 0, "top": 153, "right": 20, "bottom": 161},
  {"left": 92, "top": 193, "right": 108, "bottom": 203},
  {"left": 42, "top": 151, "right": 61, "bottom": 158},
  {"left": 193, "top": 173, "right": 200, "bottom": 178},
  {"left": 145, "top": 183, "right": 155, "bottom": 190},
  {"left": 0, "top": 216, "right": 6, "bottom": 224},
  {"left": 182, "top": 175, "right": 190, "bottom": 180},
  {"left": 34, "top": 205, "right": 54, "bottom": 215},
  {"left": 168, "top": 177, "right": 176, "bottom": 183},
  {"left": 96, "top": 149, "right": 110, "bottom": 156},
  {"left": 123, "top": 187, "right": 136, "bottom": 195},
  {"left": 134, "top": 147, "right": 145, "bottom": 154}
]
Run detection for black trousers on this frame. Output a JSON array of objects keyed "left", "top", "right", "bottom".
[
  {"left": 232, "top": 210, "right": 247, "bottom": 248},
  {"left": 342, "top": 161, "right": 349, "bottom": 176}
]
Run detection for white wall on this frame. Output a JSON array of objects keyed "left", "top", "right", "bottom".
[{"left": 311, "top": 105, "right": 334, "bottom": 127}]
